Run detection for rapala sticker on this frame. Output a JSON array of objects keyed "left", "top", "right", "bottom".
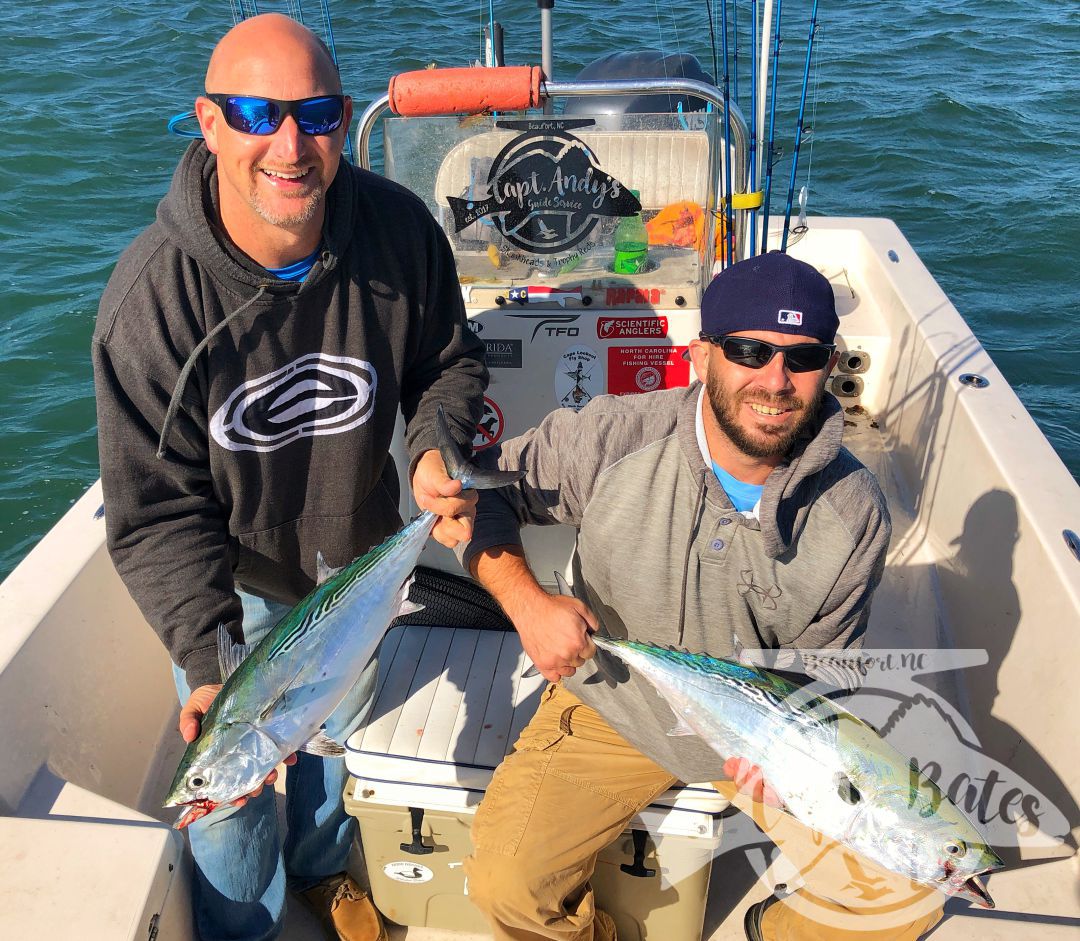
[
  {"left": 778, "top": 309, "right": 803, "bottom": 326},
  {"left": 383, "top": 862, "right": 434, "bottom": 884},
  {"left": 484, "top": 339, "right": 523, "bottom": 369},
  {"left": 474, "top": 397, "right": 505, "bottom": 451},
  {"left": 555, "top": 346, "right": 603, "bottom": 412},
  {"left": 446, "top": 119, "right": 639, "bottom": 260},
  {"left": 607, "top": 346, "right": 689, "bottom": 396},
  {"left": 596, "top": 316, "right": 669, "bottom": 340},
  {"left": 605, "top": 287, "right": 663, "bottom": 307}
]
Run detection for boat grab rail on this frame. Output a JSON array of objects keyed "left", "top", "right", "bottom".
[{"left": 356, "top": 76, "right": 751, "bottom": 263}]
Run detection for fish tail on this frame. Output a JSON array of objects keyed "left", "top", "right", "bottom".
[{"left": 436, "top": 404, "right": 525, "bottom": 490}]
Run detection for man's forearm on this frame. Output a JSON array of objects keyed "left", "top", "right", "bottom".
[{"left": 471, "top": 545, "right": 550, "bottom": 622}]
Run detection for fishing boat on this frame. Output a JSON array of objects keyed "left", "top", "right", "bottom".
[{"left": 1, "top": 2, "right": 1077, "bottom": 939}]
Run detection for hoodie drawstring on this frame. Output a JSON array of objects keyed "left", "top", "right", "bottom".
[
  {"left": 676, "top": 469, "right": 709, "bottom": 646},
  {"left": 156, "top": 284, "right": 269, "bottom": 459}
]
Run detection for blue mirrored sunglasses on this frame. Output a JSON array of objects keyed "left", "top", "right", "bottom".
[{"left": 206, "top": 94, "right": 345, "bottom": 136}]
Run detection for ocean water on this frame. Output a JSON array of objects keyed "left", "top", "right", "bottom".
[{"left": 0, "top": 0, "right": 1076, "bottom": 578}]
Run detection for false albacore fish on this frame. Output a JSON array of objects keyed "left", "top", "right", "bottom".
[
  {"left": 586, "top": 634, "right": 1004, "bottom": 907},
  {"left": 163, "top": 407, "right": 523, "bottom": 829}
]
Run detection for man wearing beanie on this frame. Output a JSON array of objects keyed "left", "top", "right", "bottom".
[{"left": 458, "top": 253, "right": 944, "bottom": 941}]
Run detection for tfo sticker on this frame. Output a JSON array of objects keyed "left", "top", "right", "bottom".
[
  {"left": 383, "top": 861, "right": 434, "bottom": 884},
  {"left": 555, "top": 345, "right": 603, "bottom": 412},
  {"left": 474, "top": 396, "right": 506, "bottom": 451}
]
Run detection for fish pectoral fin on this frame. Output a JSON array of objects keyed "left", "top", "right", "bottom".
[
  {"left": 316, "top": 551, "right": 345, "bottom": 585},
  {"left": 666, "top": 716, "right": 697, "bottom": 737},
  {"left": 300, "top": 730, "right": 347, "bottom": 758},
  {"left": 522, "top": 663, "right": 540, "bottom": 679},
  {"left": 217, "top": 622, "right": 254, "bottom": 681}
]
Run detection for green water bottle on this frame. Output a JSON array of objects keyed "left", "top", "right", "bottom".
[{"left": 613, "top": 189, "right": 648, "bottom": 274}]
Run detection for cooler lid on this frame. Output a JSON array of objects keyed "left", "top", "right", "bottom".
[{"left": 347, "top": 625, "right": 729, "bottom": 817}]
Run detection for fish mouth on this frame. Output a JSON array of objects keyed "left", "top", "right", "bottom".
[
  {"left": 952, "top": 873, "right": 995, "bottom": 909},
  {"left": 173, "top": 799, "right": 217, "bottom": 830}
]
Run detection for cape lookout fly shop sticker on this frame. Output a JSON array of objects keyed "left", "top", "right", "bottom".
[
  {"left": 555, "top": 345, "right": 603, "bottom": 411},
  {"left": 446, "top": 119, "right": 640, "bottom": 261}
]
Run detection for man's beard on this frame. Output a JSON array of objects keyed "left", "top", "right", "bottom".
[
  {"left": 706, "top": 369, "right": 825, "bottom": 460},
  {"left": 250, "top": 179, "right": 325, "bottom": 229}
]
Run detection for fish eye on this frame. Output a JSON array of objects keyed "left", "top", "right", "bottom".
[
  {"left": 188, "top": 771, "right": 210, "bottom": 789},
  {"left": 944, "top": 840, "right": 966, "bottom": 858}
]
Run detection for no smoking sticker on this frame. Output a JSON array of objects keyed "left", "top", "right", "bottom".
[{"left": 473, "top": 396, "right": 505, "bottom": 451}]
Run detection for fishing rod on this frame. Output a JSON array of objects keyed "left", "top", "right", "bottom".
[
  {"left": 732, "top": 0, "right": 739, "bottom": 105},
  {"left": 781, "top": 0, "right": 819, "bottom": 252},
  {"left": 755, "top": 0, "right": 774, "bottom": 254},
  {"left": 747, "top": 0, "right": 759, "bottom": 255},
  {"left": 719, "top": 0, "right": 736, "bottom": 267},
  {"left": 759, "top": 0, "right": 782, "bottom": 253}
]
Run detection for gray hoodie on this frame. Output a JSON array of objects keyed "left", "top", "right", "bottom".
[
  {"left": 462, "top": 384, "right": 890, "bottom": 784},
  {"left": 93, "top": 142, "right": 487, "bottom": 690}
]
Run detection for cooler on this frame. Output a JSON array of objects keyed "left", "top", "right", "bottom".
[{"left": 344, "top": 624, "right": 728, "bottom": 940}]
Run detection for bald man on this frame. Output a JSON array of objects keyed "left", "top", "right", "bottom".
[{"left": 93, "top": 14, "right": 487, "bottom": 941}]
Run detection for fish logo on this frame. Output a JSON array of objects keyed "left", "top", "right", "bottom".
[
  {"left": 210, "top": 353, "right": 377, "bottom": 453},
  {"left": 447, "top": 119, "right": 640, "bottom": 257}
]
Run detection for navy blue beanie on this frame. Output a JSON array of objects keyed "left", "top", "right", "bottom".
[{"left": 701, "top": 252, "right": 838, "bottom": 343}]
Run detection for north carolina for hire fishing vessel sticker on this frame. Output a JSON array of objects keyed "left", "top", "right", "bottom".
[{"left": 447, "top": 119, "right": 640, "bottom": 270}]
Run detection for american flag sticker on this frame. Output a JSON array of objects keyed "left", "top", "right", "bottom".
[{"left": 778, "top": 309, "right": 803, "bottom": 325}]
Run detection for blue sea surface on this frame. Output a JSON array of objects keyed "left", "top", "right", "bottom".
[{"left": 0, "top": 0, "right": 1077, "bottom": 577}]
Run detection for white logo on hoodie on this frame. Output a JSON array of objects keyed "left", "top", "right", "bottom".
[{"left": 211, "top": 353, "right": 377, "bottom": 453}]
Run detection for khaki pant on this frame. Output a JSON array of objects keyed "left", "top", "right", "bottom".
[{"left": 465, "top": 683, "right": 944, "bottom": 941}]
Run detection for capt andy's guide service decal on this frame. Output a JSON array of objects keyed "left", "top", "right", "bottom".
[
  {"left": 555, "top": 345, "right": 603, "bottom": 411},
  {"left": 447, "top": 119, "right": 640, "bottom": 269}
]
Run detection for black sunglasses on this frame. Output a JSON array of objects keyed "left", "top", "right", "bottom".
[
  {"left": 700, "top": 333, "right": 836, "bottom": 373},
  {"left": 205, "top": 94, "right": 346, "bottom": 136}
]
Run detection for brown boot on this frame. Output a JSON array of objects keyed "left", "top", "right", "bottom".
[{"left": 296, "top": 873, "right": 388, "bottom": 941}]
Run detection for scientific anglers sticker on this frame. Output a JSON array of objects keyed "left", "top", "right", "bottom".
[
  {"left": 555, "top": 345, "right": 603, "bottom": 411},
  {"left": 211, "top": 353, "right": 377, "bottom": 453},
  {"left": 383, "top": 861, "right": 434, "bottom": 884},
  {"left": 446, "top": 118, "right": 640, "bottom": 257},
  {"left": 607, "top": 346, "right": 688, "bottom": 395},
  {"left": 597, "top": 316, "right": 669, "bottom": 339},
  {"left": 473, "top": 396, "right": 505, "bottom": 451}
]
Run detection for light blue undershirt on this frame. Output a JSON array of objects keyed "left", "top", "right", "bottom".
[
  {"left": 695, "top": 387, "right": 762, "bottom": 518},
  {"left": 266, "top": 247, "right": 321, "bottom": 282}
]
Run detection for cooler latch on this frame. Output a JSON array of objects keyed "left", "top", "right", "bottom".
[
  {"left": 620, "top": 828, "right": 657, "bottom": 878},
  {"left": 400, "top": 806, "right": 434, "bottom": 855}
]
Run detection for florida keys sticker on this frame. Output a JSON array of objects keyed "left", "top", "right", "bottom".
[{"left": 555, "top": 345, "right": 603, "bottom": 411}]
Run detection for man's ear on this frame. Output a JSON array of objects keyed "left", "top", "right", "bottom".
[
  {"left": 194, "top": 96, "right": 221, "bottom": 154},
  {"left": 687, "top": 338, "right": 711, "bottom": 385}
]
